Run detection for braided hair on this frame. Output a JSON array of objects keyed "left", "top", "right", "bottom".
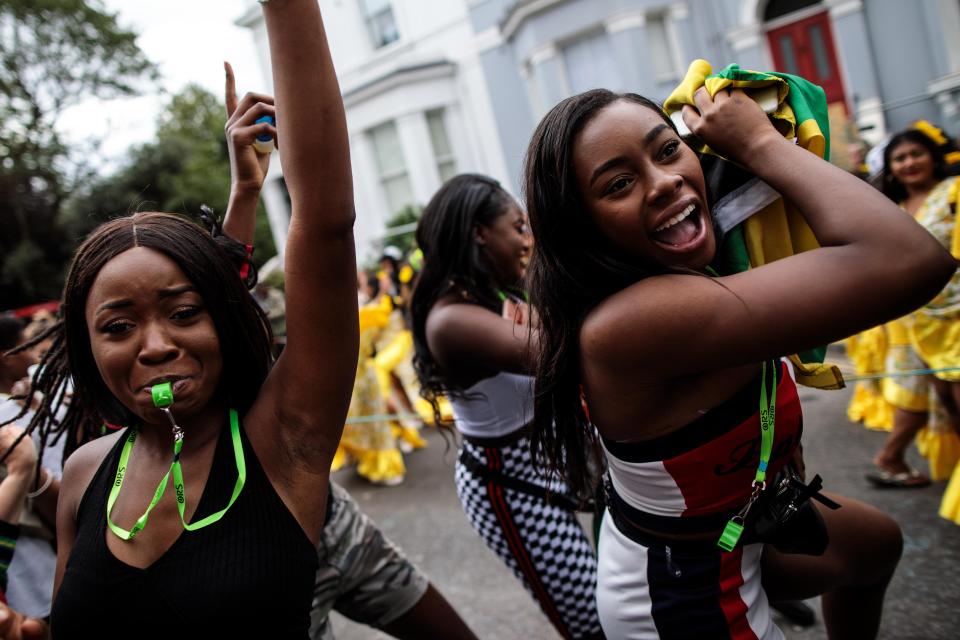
[{"left": 1, "top": 210, "right": 271, "bottom": 469}]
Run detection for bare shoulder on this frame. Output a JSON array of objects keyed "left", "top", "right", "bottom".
[
  {"left": 60, "top": 431, "right": 124, "bottom": 518},
  {"left": 582, "top": 275, "right": 693, "bottom": 357},
  {"left": 580, "top": 271, "right": 751, "bottom": 386},
  {"left": 425, "top": 298, "right": 534, "bottom": 378},
  {"left": 425, "top": 301, "right": 498, "bottom": 354},
  {"left": 427, "top": 301, "right": 491, "bottom": 337}
]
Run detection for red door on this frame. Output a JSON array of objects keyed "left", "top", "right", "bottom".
[{"left": 767, "top": 10, "right": 846, "bottom": 110}]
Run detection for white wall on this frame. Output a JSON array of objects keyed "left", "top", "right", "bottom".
[{"left": 237, "top": 0, "right": 510, "bottom": 262}]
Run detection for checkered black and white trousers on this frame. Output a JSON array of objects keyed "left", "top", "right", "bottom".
[{"left": 454, "top": 436, "right": 602, "bottom": 640}]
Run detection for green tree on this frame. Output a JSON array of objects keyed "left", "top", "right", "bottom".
[
  {"left": 69, "top": 85, "right": 277, "bottom": 269},
  {"left": 0, "top": 0, "right": 158, "bottom": 309},
  {"left": 377, "top": 204, "right": 421, "bottom": 259}
]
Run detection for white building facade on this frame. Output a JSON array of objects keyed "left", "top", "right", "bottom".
[
  {"left": 237, "top": 0, "right": 512, "bottom": 261},
  {"left": 242, "top": 0, "right": 960, "bottom": 260}
]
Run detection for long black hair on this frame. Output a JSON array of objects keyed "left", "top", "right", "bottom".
[
  {"left": 1, "top": 211, "right": 273, "bottom": 465},
  {"left": 410, "top": 173, "right": 516, "bottom": 425},
  {"left": 880, "top": 129, "right": 948, "bottom": 203},
  {"left": 523, "top": 90, "right": 679, "bottom": 497}
]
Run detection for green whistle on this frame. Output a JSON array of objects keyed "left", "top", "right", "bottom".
[
  {"left": 151, "top": 382, "right": 174, "bottom": 408},
  {"left": 717, "top": 518, "right": 744, "bottom": 552}
]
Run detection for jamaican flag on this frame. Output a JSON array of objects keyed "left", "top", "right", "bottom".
[{"left": 664, "top": 59, "right": 844, "bottom": 390}]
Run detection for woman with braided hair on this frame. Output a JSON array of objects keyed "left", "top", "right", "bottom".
[{"left": 0, "top": 1, "right": 358, "bottom": 636}]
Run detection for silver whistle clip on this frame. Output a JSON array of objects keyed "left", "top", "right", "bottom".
[{"left": 160, "top": 407, "right": 184, "bottom": 442}]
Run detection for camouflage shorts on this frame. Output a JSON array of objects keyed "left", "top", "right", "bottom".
[{"left": 310, "top": 482, "right": 429, "bottom": 640}]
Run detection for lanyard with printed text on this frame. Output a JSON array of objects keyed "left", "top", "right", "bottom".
[
  {"left": 717, "top": 360, "right": 777, "bottom": 552},
  {"left": 106, "top": 409, "right": 246, "bottom": 540}
]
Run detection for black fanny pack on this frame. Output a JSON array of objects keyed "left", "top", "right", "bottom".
[
  {"left": 605, "top": 466, "right": 840, "bottom": 555},
  {"left": 739, "top": 465, "right": 840, "bottom": 554}
]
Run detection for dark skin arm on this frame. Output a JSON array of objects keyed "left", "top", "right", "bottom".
[
  {"left": 425, "top": 298, "right": 537, "bottom": 388},
  {"left": 379, "top": 584, "right": 478, "bottom": 640},
  {"left": 0, "top": 427, "right": 35, "bottom": 524},
  {"left": 242, "top": 0, "right": 358, "bottom": 544},
  {"left": 25, "top": 475, "right": 57, "bottom": 532},
  {"left": 581, "top": 88, "right": 955, "bottom": 441}
]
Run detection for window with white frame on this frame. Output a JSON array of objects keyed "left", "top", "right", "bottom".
[
  {"left": 360, "top": 0, "right": 399, "bottom": 49},
  {"left": 562, "top": 30, "right": 622, "bottom": 94},
  {"left": 426, "top": 109, "right": 457, "bottom": 183},
  {"left": 645, "top": 12, "right": 682, "bottom": 82},
  {"left": 368, "top": 120, "right": 414, "bottom": 215}
]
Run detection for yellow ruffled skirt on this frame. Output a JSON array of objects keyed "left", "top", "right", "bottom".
[
  {"left": 882, "top": 318, "right": 930, "bottom": 412},
  {"left": 846, "top": 319, "right": 960, "bottom": 480},
  {"left": 910, "top": 311, "right": 960, "bottom": 382},
  {"left": 845, "top": 327, "right": 893, "bottom": 431},
  {"left": 333, "top": 358, "right": 406, "bottom": 484},
  {"left": 940, "top": 463, "right": 960, "bottom": 525}
]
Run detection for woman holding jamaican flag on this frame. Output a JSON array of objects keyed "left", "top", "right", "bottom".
[{"left": 522, "top": 59, "right": 955, "bottom": 638}]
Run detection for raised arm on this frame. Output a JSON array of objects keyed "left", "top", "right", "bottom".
[
  {"left": 250, "top": 1, "right": 358, "bottom": 470},
  {"left": 222, "top": 62, "right": 275, "bottom": 246},
  {"left": 584, "top": 88, "right": 956, "bottom": 379}
]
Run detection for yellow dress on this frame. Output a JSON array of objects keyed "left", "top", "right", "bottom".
[
  {"left": 332, "top": 301, "right": 406, "bottom": 484},
  {"left": 845, "top": 327, "right": 893, "bottom": 431},
  {"left": 909, "top": 177, "right": 960, "bottom": 382},
  {"left": 940, "top": 463, "right": 960, "bottom": 525},
  {"left": 845, "top": 179, "right": 960, "bottom": 484},
  {"left": 882, "top": 318, "right": 931, "bottom": 413},
  {"left": 372, "top": 297, "right": 428, "bottom": 451},
  {"left": 845, "top": 321, "right": 958, "bottom": 481},
  {"left": 908, "top": 176, "right": 960, "bottom": 524}
]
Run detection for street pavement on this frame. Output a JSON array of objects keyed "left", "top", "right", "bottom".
[{"left": 329, "top": 350, "right": 960, "bottom": 639}]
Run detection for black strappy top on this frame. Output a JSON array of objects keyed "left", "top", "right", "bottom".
[{"left": 50, "top": 421, "right": 318, "bottom": 637}]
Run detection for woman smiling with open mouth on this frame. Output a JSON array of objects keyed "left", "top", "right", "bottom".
[{"left": 523, "top": 87, "right": 955, "bottom": 639}]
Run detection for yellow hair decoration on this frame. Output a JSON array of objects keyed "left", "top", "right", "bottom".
[
  {"left": 399, "top": 265, "right": 414, "bottom": 284},
  {"left": 911, "top": 120, "right": 948, "bottom": 146}
]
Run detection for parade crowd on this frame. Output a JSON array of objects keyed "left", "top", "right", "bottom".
[{"left": 0, "top": 1, "right": 958, "bottom": 638}]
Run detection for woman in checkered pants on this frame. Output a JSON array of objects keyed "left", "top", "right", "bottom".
[{"left": 410, "top": 174, "right": 604, "bottom": 640}]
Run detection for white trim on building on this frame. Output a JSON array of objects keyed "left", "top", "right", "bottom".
[{"left": 237, "top": 0, "right": 511, "bottom": 261}]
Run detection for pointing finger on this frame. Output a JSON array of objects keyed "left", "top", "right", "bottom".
[{"left": 225, "top": 61, "right": 238, "bottom": 118}]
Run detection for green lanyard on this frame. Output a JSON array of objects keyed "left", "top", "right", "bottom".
[
  {"left": 496, "top": 289, "right": 530, "bottom": 303},
  {"left": 717, "top": 360, "right": 777, "bottom": 552},
  {"left": 106, "top": 409, "right": 247, "bottom": 541}
]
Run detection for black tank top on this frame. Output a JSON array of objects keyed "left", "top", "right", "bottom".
[{"left": 51, "top": 420, "right": 319, "bottom": 637}]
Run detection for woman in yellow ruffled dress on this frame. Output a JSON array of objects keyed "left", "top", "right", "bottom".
[
  {"left": 904, "top": 156, "right": 960, "bottom": 522},
  {"left": 861, "top": 127, "right": 960, "bottom": 490},
  {"left": 333, "top": 288, "right": 407, "bottom": 485},
  {"left": 371, "top": 259, "right": 430, "bottom": 452}
]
